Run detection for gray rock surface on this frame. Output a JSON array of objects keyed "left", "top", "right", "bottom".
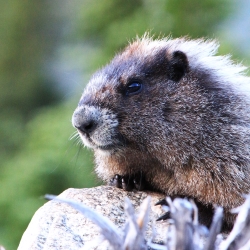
[{"left": 18, "top": 186, "right": 168, "bottom": 250}]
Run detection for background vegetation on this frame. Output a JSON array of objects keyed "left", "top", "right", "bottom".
[{"left": 0, "top": 0, "right": 249, "bottom": 249}]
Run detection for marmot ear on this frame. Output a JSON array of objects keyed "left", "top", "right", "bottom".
[{"left": 168, "top": 51, "right": 189, "bottom": 82}]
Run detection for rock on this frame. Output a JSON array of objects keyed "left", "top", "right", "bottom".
[{"left": 18, "top": 186, "right": 167, "bottom": 250}]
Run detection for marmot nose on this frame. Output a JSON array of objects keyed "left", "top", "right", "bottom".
[
  {"left": 72, "top": 106, "right": 100, "bottom": 135},
  {"left": 75, "top": 120, "right": 97, "bottom": 134}
]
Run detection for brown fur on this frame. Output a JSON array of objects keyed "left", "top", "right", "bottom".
[{"left": 72, "top": 37, "right": 250, "bottom": 228}]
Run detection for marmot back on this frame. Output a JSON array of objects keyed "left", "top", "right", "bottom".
[{"left": 72, "top": 36, "right": 250, "bottom": 229}]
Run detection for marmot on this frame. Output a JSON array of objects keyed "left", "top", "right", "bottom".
[{"left": 72, "top": 36, "right": 250, "bottom": 229}]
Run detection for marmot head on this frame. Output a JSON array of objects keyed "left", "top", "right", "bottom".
[
  {"left": 72, "top": 37, "right": 250, "bottom": 167},
  {"left": 72, "top": 38, "right": 189, "bottom": 153}
]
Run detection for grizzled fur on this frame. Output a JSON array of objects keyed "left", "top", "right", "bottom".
[{"left": 72, "top": 36, "right": 250, "bottom": 229}]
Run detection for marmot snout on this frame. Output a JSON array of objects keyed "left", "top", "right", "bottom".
[{"left": 72, "top": 36, "right": 250, "bottom": 229}]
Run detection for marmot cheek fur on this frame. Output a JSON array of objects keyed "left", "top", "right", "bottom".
[{"left": 72, "top": 36, "right": 250, "bottom": 229}]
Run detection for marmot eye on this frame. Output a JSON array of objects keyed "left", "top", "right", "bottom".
[{"left": 126, "top": 82, "right": 142, "bottom": 96}]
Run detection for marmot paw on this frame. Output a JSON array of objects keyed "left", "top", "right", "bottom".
[{"left": 109, "top": 173, "right": 146, "bottom": 191}]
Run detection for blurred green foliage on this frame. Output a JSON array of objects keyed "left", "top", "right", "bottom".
[
  {"left": 73, "top": 0, "right": 232, "bottom": 67},
  {"left": 0, "top": 0, "right": 248, "bottom": 249},
  {"left": 0, "top": 101, "right": 96, "bottom": 248}
]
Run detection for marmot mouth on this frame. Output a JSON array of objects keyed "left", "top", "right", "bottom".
[
  {"left": 96, "top": 144, "right": 120, "bottom": 151},
  {"left": 79, "top": 131, "right": 127, "bottom": 151},
  {"left": 94, "top": 136, "right": 128, "bottom": 151}
]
